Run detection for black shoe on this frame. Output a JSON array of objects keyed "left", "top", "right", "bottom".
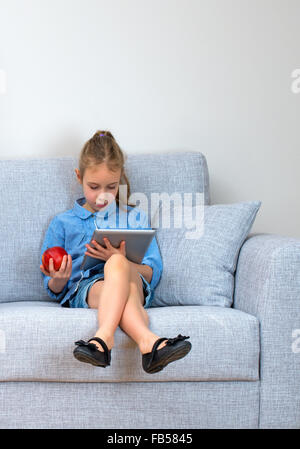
[
  {"left": 73, "top": 337, "right": 111, "bottom": 367},
  {"left": 142, "top": 334, "right": 192, "bottom": 374}
]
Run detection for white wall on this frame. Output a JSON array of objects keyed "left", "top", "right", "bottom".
[{"left": 0, "top": 0, "right": 299, "bottom": 237}]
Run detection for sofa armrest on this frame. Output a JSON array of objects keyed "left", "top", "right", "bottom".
[{"left": 233, "top": 233, "right": 300, "bottom": 428}]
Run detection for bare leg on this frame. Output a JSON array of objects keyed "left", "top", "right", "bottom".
[
  {"left": 86, "top": 255, "right": 166, "bottom": 353},
  {"left": 88, "top": 254, "right": 131, "bottom": 351},
  {"left": 118, "top": 265, "right": 167, "bottom": 354},
  {"left": 119, "top": 294, "right": 167, "bottom": 354}
]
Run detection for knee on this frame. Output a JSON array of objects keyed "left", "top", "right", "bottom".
[{"left": 104, "top": 254, "right": 130, "bottom": 274}]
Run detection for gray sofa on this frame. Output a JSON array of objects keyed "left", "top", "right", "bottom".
[{"left": 0, "top": 151, "right": 299, "bottom": 429}]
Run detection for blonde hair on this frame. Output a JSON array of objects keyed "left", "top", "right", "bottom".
[{"left": 78, "top": 130, "right": 136, "bottom": 210}]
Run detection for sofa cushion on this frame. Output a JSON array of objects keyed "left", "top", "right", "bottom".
[
  {"left": 0, "top": 152, "right": 210, "bottom": 303},
  {"left": 153, "top": 201, "right": 261, "bottom": 307},
  {"left": 0, "top": 301, "right": 259, "bottom": 382}
]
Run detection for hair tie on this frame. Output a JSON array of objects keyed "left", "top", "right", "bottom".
[{"left": 100, "top": 133, "right": 105, "bottom": 136}]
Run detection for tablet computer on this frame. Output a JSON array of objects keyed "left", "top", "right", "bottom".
[{"left": 80, "top": 228, "right": 156, "bottom": 271}]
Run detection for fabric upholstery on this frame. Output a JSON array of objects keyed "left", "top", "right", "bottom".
[
  {"left": 0, "top": 301, "right": 259, "bottom": 382},
  {"left": 1, "top": 152, "right": 299, "bottom": 428},
  {"left": 153, "top": 201, "right": 261, "bottom": 307},
  {"left": 0, "top": 152, "right": 210, "bottom": 303},
  {"left": 234, "top": 233, "right": 300, "bottom": 429},
  {"left": 0, "top": 381, "right": 259, "bottom": 429}
]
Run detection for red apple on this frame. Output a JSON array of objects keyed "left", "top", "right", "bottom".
[{"left": 42, "top": 246, "right": 68, "bottom": 272}]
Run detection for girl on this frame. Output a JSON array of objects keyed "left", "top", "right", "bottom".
[{"left": 39, "top": 130, "right": 191, "bottom": 374}]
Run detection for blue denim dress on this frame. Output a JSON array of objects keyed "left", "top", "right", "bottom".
[
  {"left": 40, "top": 197, "right": 162, "bottom": 308},
  {"left": 68, "top": 272, "right": 154, "bottom": 309}
]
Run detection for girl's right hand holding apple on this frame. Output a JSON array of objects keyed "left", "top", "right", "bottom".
[{"left": 40, "top": 255, "right": 72, "bottom": 294}]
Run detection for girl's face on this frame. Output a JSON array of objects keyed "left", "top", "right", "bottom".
[{"left": 75, "top": 164, "right": 121, "bottom": 213}]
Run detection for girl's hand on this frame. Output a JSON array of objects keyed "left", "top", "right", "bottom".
[
  {"left": 39, "top": 254, "right": 72, "bottom": 282},
  {"left": 85, "top": 238, "right": 126, "bottom": 262}
]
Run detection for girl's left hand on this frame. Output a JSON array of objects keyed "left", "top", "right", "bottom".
[{"left": 84, "top": 237, "right": 126, "bottom": 262}]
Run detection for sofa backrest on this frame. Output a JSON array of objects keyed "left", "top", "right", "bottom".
[{"left": 0, "top": 151, "right": 210, "bottom": 303}]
